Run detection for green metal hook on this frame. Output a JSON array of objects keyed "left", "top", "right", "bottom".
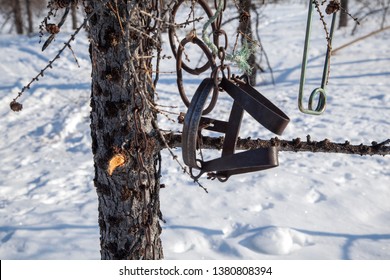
[{"left": 298, "top": 0, "right": 337, "bottom": 115}]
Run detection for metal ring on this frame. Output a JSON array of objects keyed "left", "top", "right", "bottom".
[
  {"left": 308, "top": 87, "right": 327, "bottom": 112},
  {"left": 211, "top": 64, "right": 231, "bottom": 87},
  {"left": 168, "top": 0, "right": 218, "bottom": 75},
  {"left": 176, "top": 37, "right": 219, "bottom": 115},
  {"left": 214, "top": 0, "right": 226, "bottom": 29},
  {"left": 215, "top": 30, "right": 228, "bottom": 53}
]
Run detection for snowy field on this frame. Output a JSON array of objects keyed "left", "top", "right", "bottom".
[{"left": 0, "top": 2, "right": 389, "bottom": 259}]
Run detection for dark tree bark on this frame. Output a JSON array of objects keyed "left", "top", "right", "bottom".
[
  {"left": 86, "top": 0, "right": 163, "bottom": 260},
  {"left": 12, "top": 0, "right": 24, "bottom": 34},
  {"left": 339, "top": 0, "right": 349, "bottom": 28}
]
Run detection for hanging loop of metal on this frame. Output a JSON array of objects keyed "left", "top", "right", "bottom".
[
  {"left": 170, "top": 0, "right": 230, "bottom": 115},
  {"left": 176, "top": 35, "right": 219, "bottom": 115},
  {"left": 298, "top": 0, "right": 337, "bottom": 115},
  {"left": 168, "top": 0, "right": 217, "bottom": 75},
  {"left": 169, "top": 1, "right": 291, "bottom": 182}
]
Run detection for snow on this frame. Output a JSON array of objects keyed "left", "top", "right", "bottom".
[{"left": 0, "top": 3, "right": 389, "bottom": 260}]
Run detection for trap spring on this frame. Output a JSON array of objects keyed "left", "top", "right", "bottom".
[{"left": 298, "top": 0, "right": 338, "bottom": 115}]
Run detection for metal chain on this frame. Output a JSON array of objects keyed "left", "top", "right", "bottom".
[
  {"left": 169, "top": 1, "right": 290, "bottom": 182},
  {"left": 169, "top": 0, "right": 230, "bottom": 114}
]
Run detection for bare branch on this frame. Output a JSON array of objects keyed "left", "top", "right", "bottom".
[
  {"left": 10, "top": 0, "right": 107, "bottom": 109},
  {"left": 333, "top": 25, "right": 390, "bottom": 54},
  {"left": 164, "top": 133, "right": 390, "bottom": 157}
]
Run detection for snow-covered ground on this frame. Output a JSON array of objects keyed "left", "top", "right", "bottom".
[{"left": 0, "top": 3, "right": 389, "bottom": 260}]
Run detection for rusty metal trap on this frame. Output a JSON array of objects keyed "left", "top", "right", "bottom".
[{"left": 169, "top": 0, "right": 290, "bottom": 181}]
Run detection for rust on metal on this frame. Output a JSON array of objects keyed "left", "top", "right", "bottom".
[{"left": 170, "top": 1, "right": 290, "bottom": 181}]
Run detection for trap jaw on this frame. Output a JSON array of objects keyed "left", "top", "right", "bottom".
[
  {"left": 170, "top": 0, "right": 291, "bottom": 182},
  {"left": 182, "top": 75, "right": 290, "bottom": 182}
]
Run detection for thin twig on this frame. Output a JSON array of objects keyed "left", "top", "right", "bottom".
[
  {"left": 333, "top": 25, "right": 390, "bottom": 54},
  {"left": 152, "top": 122, "right": 208, "bottom": 193},
  {"left": 11, "top": 1, "right": 108, "bottom": 106},
  {"left": 67, "top": 44, "right": 80, "bottom": 67}
]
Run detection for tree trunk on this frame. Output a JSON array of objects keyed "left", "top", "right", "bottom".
[
  {"left": 12, "top": 0, "right": 24, "bottom": 34},
  {"left": 239, "top": 0, "right": 257, "bottom": 85},
  {"left": 71, "top": 3, "right": 78, "bottom": 30},
  {"left": 25, "top": 0, "right": 33, "bottom": 34},
  {"left": 339, "top": 0, "right": 348, "bottom": 28},
  {"left": 86, "top": 0, "right": 163, "bottom": 260}
]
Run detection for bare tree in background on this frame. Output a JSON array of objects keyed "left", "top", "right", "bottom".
[
  {"left": 25, "top": 0, "right": 34, "bottom": 34},
  {"left": 339, "top": 0, "right": 349, "bottom": 27},
  {"left": 71, "top": 3, "right": 78, "bottom": 30},
  {"left": 239, "top": 0, "right": 257, "bottom": 85},
  {"left": 12, "top": 0, "right": 24, "bottom": 34},
  {"left": 0, "top": 0, "right": 48, "bottom": 34},
  {"left": 352, "top": 0, "right": 389, "bottom": 34}
]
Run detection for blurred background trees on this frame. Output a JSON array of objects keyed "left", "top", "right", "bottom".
[
  {"left": 1, "top": 1, "right": 388, "bottom": 36},
  {"left": 0, "top": 0, "right": 80, "bottom": 34},
  {"left": 1, "top": 0, "right": 45, "bottom": 34}
]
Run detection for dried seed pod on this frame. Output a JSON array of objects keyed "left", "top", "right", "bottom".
[
  {"left": 326, "top": 0, "right": 341, "bottom": 14},
  {"left": 46, "top": 23, "right": 60, "bottom": 34},
  {"left": 10, "top": 101, "right": 23, "bottom": 112},
  {"left": 178, "top": 112, "right": 185, "bottom": 124}
]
